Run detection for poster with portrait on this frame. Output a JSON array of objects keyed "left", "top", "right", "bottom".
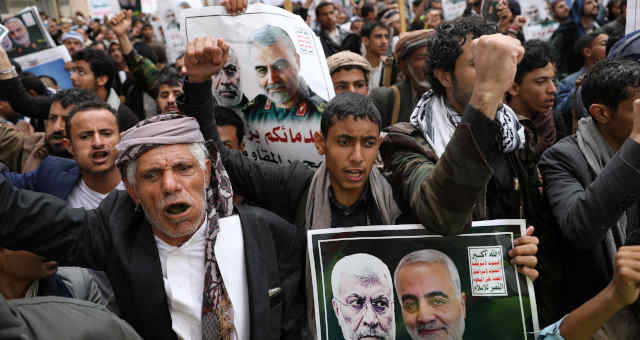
[
  {"left": 158, "top": 0, "right": 202, "bottom": 63},
  {"left": 181, "top": 4, "right": 334, "bottom": 169},
  {"left": 89, "top": 0, "right": 122, "bottom": 19},
  {"left": 442, "top": 0, "right": 467, "bottom": 20},
  {"left": 14, "top": 46, "right": 73, "bottom": 89},
  {"left": 2, "top": 7, "right": 56, "bottom": 59},
  {"left": 520, "top": 0, "right": 559, "bottom": 40},
  {"left": 308, "top": 220, "right": 540, "bottom": 340}
]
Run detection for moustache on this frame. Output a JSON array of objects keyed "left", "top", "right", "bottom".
[
  {"left": 47, "top": 131, "right": 66, "bottom": 141},
  {"left": 416, "top": 320, "right": 447, "bottom": 333}
]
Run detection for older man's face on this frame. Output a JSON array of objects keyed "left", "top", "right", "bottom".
[
  {"left": 396, "top": 262, "right": 466, "bottom": 340},
  {"left": 128, "top": 144, "right": 211, "bottom": 246},
  {"left": 213, "top": 54, "right": 243, "bottom": 107},
  {"left": 254, "top": 40, "right": 300, "bottom": 107},
  {"left": 332, "top": 271, "right": 395, "bottom": 340},
  {"left": 7, "top": 20, "right": 30, "bottom": 47}
]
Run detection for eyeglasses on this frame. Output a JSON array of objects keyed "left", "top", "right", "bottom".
[{"left": 334, "top": 295, "right": 391, "bottom": 315}]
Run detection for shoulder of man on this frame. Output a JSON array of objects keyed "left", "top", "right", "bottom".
[
  {"left": 243, "top": 94, "right": 268, "bottom": 113},
  {"left": 381, "top": 122, "right": 437, "bottom": 160}
]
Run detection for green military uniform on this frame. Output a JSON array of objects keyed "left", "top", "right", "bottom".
[{"left": 243, "top": 86, "right": 326, "bottom": 123}]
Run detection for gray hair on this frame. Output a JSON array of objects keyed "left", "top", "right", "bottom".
[
  {"left": 4, "top": 17, "right": 24, "bottom": 28},
  {"left": 126, "top": 143, "right": 209, "bottom": 186},
  {"left": 331, "top": 253, "right": 392, "bottom": 297},
  {"left": 252, "top": 25, "right": 296, "bottom": 55},
  {"left": 393, "top": 249, "right": 462, "bottom": 300}
]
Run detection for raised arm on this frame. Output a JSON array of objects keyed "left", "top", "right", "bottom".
[
  {"left": 0, "top": 46, "right": 52, "bottom": 119},
  {"left": 181, "top": 37, "right": 314, "bottom": 224}
]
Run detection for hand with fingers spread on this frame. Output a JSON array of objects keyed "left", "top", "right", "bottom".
[
  {"left": 509, "top": 226, "right": 539, "bottom": 281},
  {"left": 185, "top": 37, "right": 229, "bottom": 83}
]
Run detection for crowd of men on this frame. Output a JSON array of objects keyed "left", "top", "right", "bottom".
[{"left": 0, "top": 0, "right": 640, "bottom": 339}]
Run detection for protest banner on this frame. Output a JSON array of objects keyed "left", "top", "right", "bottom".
[
  {"left": 181, "top": 4, "right": 334, "bottom": 169},
  {"left": 443, "top": 0, "right": 467, "bottom": 20},
  {"left": 520, "top": 0, "right": 559, "bottom": 40},
  {"left": 627, "top": 0, "right": 640, "bottom": 34},
  {"left": 14, "top": 46, "right": 73, "bottom": 89},
  {"left": 308, "top": 220, "right": 539, "bottom": 340},
  {"left": 158, "top": 0, "right": 202, "bottom": 63},
  {"left": 89, "top": 0, "right": 122, "bottom": 19},
  {"left": 2, "top": 7, "right": 55, "bottom": 59}
]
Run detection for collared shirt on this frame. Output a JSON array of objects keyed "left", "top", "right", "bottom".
[
  {"left": 155, "top": 220, "right": 207, "bottom": 340},
  {"left": 67, "top": 179, "right": 125, "bottom": 209},
  {"left": 328, "top": 183, "right": 383, "bottom": 227}
]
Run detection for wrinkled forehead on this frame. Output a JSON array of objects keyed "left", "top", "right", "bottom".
[
  {"left": 253, "top": 40, "right": 297, "bottom": 66},
  {"left": 135, "top": 143, "right": 197, "bottom": 169},
  {"left": 338, "top": 271, "right": 393, "bottom": 297}
]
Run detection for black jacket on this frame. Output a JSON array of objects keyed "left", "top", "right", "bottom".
[
  {"left": 538, "top": 135, "right": 640, "bottom": 321},
  {"left": 0, "top": 178, "right": 306, "bottom": 340}
]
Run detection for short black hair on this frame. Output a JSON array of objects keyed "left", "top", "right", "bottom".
[
  {"left": 65, "top": 100, "right": 119, "bottom": 139},
  {"left": 90, "top": 41, "right": 107, "bottom": 50},
  {"left": 426, "top": 16, "right": 495, "bottom": 97},
  {"left": 156, "top": 70, "right": 182, "bottom": 98},
  {"left": 52, "top": 88, "right": 101, "bottom": 109},
  {"left": 72, "top": 48, "right": 117, "bottom": 91},
  {"left": 133, "top": 42, "right": 158, "bottom": 64},
  {"left": 150, "top": 43, "right": 167, "bottom": 64},
  {"left": 320, "top": 92, "right": 381, "bottom": 137},
  {"left": 573, "top": 32, "right": 600, "bottom": 56},
  {"left": 293, "top": 7, "right": 308, "bottom": 21},
  {"left": 315, "top": 1, "right": 335, "bottom": 17},
  {"left": 215, "top": 106, "right": 245, "bottom": 143},
  {"left": 332, "top": 64, "right": 370, "bottom": 84},
  {"left": 581, "top": 59, "right": 640, "bottom": 113},
  {"left": 361, "top": 4, "right": 375, "bottom": 18},
  {"left": 142, "top": 23, "right": 153, "bottom": 30},
  {"left": 20, "top": 74, "right": 48, "bottom": 96},
  {"left": 515, "top": 39, "right": 554, "bottom": 83},
  {"left": 361, "top": 20, "right": 389, "bottom": 39}
]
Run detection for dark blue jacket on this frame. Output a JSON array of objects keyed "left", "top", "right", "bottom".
[{"left": 0, "top": 156, "right": 80, "bottom": 200}]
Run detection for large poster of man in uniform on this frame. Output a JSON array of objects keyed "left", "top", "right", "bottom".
[
  {"left": 308, "top": 221, "right": 540, "bottom": 340},
  {"left": 3, "top": 7, "right": 55, "bottom": 59},
  {"left": 181, "top": 4, "right": 334, "bottom": 169},
  {"left": 520, "top": 0, "right": 559, "bottom": 40}
]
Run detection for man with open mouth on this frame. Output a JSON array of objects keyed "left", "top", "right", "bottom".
[{"left": 0, "top": 33, "right": 306, "bottom": 340}]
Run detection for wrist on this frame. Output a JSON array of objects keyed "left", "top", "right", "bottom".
[
  {"left": 603, "top": 282, "right": 628, "bottom": 311},
  {"left": 469, "top": 84, "right": 503, "bottom": 120}
]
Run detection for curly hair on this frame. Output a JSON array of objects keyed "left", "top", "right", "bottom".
[{"left": 426, "top": 16, "right": 495, "bottom": 97}]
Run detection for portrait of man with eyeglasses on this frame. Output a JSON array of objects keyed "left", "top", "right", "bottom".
[
  {"left": 330, "top": 253, "right": 396, "bottom": 340},
  {"left": 394, "top": 249, "right": 466, "bottom": 340}
]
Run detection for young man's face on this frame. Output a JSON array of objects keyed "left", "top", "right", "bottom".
[
  {"left": 396, "top": 262, "right": 466, "bottom": 340},
  {"left": 64, "top": 108, "right": 120, "bottom": 176},
  {"left": 331, "top": 68, "right": 369, "bottom": 96},
  {"left": 439, "top": 39, "right": 475, "bottom": 114},
  {"left": 315, "top": 115, "right": 381, "bottom": 204},
  {"left": 143, "top": 26, "right": 154, "bottom": 41},
  {"left": 552, "top": 1, "right": 570, "bottom": 21},
  {"left": 156, "top": 83, "right": 183, "bottom": 114},
  {"left": 317, "top": 4, "right": 337, "bottom": 31},
  {"left": 70, "top": 60, "right": 98, "bottom": 92},
  {"left": 605, "top": 89, "right": 640, "bottom": 147},
  {"left": 254, "top": 40, "right": 300, "bottom": 107},
  {"left": 64, "top": 38, "right": 83, "bottom": 55},
  {"left": 110, "top": 43, "right": 124, "bottom": 64},
  {"left": 218, "top": 125, "right": 244, "bottom": 150},
  {"left": 363, "top": 27, "right": 390, "bottom": 58},
  {"left": 46, "top": 101, "right": 73, "bottom": 156},
  {"left": 589, "top": 33, "right": 609, "bottom": 62},
  {"left": 582, "top": 0, "right": 599, "bottom": 18},
  {"left": 509, "top": 62, "right": 557, "bottom": 116}
]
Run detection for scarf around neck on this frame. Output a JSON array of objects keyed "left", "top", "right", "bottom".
[
  {"left": 576, "top": 116, "right": 627, "bottom": 268},
  {"left": 409, "top": 90, "right": 526, "bottom": 157},
  {"left": 305, "top": 162, "right": 401, "bottom": 229}
]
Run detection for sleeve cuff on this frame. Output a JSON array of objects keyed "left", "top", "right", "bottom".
[
  {"left": 537, "top": 315, "right": 567, "bottom": 340},
  {"left": 461, "top": 104, "right": 501, "bottom": 162}
]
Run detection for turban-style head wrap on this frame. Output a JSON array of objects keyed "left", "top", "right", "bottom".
[{"left": 115, "top": 113, "right": 235, "bottom": 339}]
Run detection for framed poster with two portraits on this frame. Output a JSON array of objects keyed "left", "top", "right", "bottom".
[{"left": 308, "top": 220, "right": 539, "bottom": 340}]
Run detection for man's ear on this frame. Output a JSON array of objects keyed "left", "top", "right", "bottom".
[
  {"left": 96, "top": 75, "right": 109, "bottom": 88},
  {"left": 507, "top": 82, "right": 520, "bottom": 97},
  {"left": 460, "top": 292, "right": 467, "bottom": 319},
  {"left": 204, "top": 159, "right": 212, "bottom": 185},
  {"left": 124, "top": 177, "right": 139, "bottom": 205},
  {"left": 583, "top": 47, "right": 593, "bottom": 59},
  {"left": 62, "top": 138, "right": 74, "bottom": 157},
  {"left": 433, "top": 68, "right": 452, "bottom": 90},
  {"left": 314, "top": 132, "right": 326, "bottom": 156},
  {"left": 362, "top": 36, "right": 369, "bottom": 47},
  {"left": 332, "top": 298, "right": 340, "bottom": 318},
  {"left": 589, "top": 103, "right": 613, "bottom": 125}
]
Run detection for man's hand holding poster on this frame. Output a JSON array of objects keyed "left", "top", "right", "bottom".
[
  {"left": 181, "top": 4, "right": 334, "bottom": 169},
  {"left": 308, "top": 220, "right": 539, "bottom": 340}
]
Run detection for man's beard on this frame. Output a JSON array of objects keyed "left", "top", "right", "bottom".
[
  {"left": 14, "top": 35, "right": 30, "bottom": 47},
  {"left": 214, "top": 85, "right": 243, "bottom": 107},
  {"left": 408, "top": 66, "right": 430, "bottom": 91},
  {"left": 407, "top": 316, "right": 465, "bottom": 340},
  {"left": 265, "top": 80, "right": 298, "bottom": 106},
  {"left": 45, "top": 138, "right": 71, "bottom": 158}
]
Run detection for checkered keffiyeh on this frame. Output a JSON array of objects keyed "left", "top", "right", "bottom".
[{"left": 115, "top": 114, "right": 236, "bottom": 340}]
